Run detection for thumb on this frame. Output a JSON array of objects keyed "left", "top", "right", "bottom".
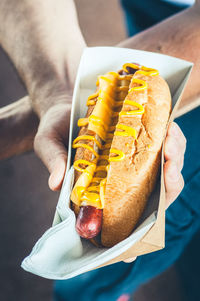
[
  {"left": 48, "top": 154, "right": 67, "bottom": 191},
  {"left": 34, "top": 134, "right": 67, "bottom": 191}
]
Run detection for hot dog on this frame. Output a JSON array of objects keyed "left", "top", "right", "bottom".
[
  {"left": 76, "top": 206, "right": 103, "bottom": 239},
  {"left": 70, "top": 63, "right": 171, "bottom": 247}
]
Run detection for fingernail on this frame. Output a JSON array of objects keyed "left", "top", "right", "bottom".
[
  {"left": 48, "top": 160, "right": 66, "bottom": 190},
  {"left": 168, "top": 162, "right": 180, "bottom": 182}
]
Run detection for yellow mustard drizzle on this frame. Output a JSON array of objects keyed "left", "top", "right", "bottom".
[
  {"left": 86, "top": 92, "right": 99, "bottom": 106},
  {"left": 123, "top": 63, "right": 159, "bottom": 76},
  {"left": 71, "top": 63, "right": 159, "bottom": 208},
  {"left": 88, "top": 74, "right": 131, "bottom": 108},
  {"left": 128, "top": 79, "right": 148, "bottom": 91},
  {"left": 96, "top": 75, "right": 115, "bottom": 87},
  {"left": 72, "top": 142, "right": 99, "bottom": 160},
  {"left": 73, "top": 160, "right": 96, "bottom": 175},
  {"left": 77, "top": 118, "right": 88, "bottom": 127},
  {"left": 137, "top": 66, "right": 159, "bottom": 76},
  {"left": 119, "top": 100, "right": 144, "bottom": 116},
  {"left": 109, "top": 149, "right": 125, "bottom": 162},
  {"left": 114, "top": 124, "right": 138, "bottom": 140},
  {"left": 72, "top": 72, "right": 131, "bottom": 207},
  {"left": 73, "top": 135, "right": 102, "bottom": 149}
]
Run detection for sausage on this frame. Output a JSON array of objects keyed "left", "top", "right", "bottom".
[
  {"left": 119, "top": 62, "right": 140, "bottom": 75},
  {"left": 76, "top": 206, "right": 103, "bottom": 239}
]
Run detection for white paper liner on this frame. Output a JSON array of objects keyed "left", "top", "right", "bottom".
[{"left": 21, "top": 47, "right": 193, "bottom": 280}]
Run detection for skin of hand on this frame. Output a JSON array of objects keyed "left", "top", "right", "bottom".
[
  {"left": 33, "top": 102, "right": 71, "bottom": 191},
  {"left": 0, "top": 0, "right": 85, "bottom": 115}
]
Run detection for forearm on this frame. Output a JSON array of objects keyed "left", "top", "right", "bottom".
[
  {"left": 0, "top": 96, "right": 38, "bottom": 160},
  {"left": 0, "top": 0, "right": 86, "bottom": 117},
  {"left": 118, "top": 3, "right": 200, "bottom": 108}
]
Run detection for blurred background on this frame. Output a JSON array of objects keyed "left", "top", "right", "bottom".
[{"left": 0, "top": 0, "right": 197, "bottom": 300}]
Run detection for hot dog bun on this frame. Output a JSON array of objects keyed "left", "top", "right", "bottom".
[
  {"left": 102, "top": 72, "right": 171, "bottom": 246},
  {"left": 70, "top": 63, "right": 171, "bottom": 247}
]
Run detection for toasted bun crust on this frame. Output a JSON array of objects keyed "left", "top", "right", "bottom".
[
  {"left": 71, "top": 68, "right": 171, "bottom": 247},
  {"left": 101, "top": 73, "right": 171, "bottom": 247}
]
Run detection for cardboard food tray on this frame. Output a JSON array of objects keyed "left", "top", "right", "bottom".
[{"left": 21, "top": 47, "right": 193, "bottom": 279}]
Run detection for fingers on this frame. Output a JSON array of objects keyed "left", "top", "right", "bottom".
[
  {"left": 164, "top": 122, "right": 186, "bottom": 208},
  {"left": 34, "top": 134, "right": 67, "bottom": 191},
  {"left": 34, "top": 103, "right": 71, "bottom": 191},
  {"left": 164, "top": 160, "right": 185, "bottom": 208},
  {"left": 123, "top": 257, "right": 137, "bottom": 263},
  {"left": 164, "top": 122, "right": 186, "bottom": 171},
  {"left": 48, "top": 156, "right": 67, "bottom": 191}
]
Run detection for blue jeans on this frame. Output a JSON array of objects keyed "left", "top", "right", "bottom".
[{"left": 54, "top": 107, "right": 200, "bottom": 301}]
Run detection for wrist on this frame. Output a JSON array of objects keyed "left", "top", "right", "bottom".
[
  {"left": 0, "top": 97, "right": 39, "bottom": 159},
  {"left": 0, "top": 0, "right": 86, "bottom": 118},
  {"left": 29, "top": 80, "right": 73, "bottom": 118},
  {"left": 29, "top": 34, "right": 86, "bottom": 118},
  {"left": 27, "top": 27, "right": 86, "bottom": 118}
]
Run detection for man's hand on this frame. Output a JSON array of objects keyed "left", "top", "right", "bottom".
[
  {"left": 0, "top": 0, "right": 86, "bottom": 190},
  {"left": 124, "top": 121, "right": 186, "bottom": 263},
  {"left": 0, "top": 95, "right": 71, "bottom": 192},
  {"left": 34, "top": 102, "right": 71, "bottom": 191},
  {"left": 164, "top": 122, "right": 186, "bottom": 208}
]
